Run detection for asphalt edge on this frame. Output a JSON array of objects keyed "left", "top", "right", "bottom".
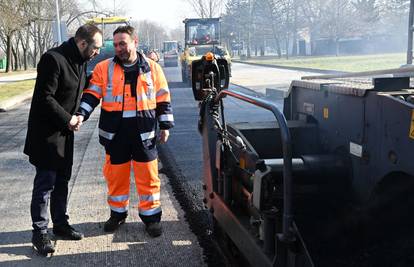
[
  {"left": 158, "top": 143, "right": 230, "bottom": 267},
  {"left": 0, "top": 90, "right": 33, "bottom": 112}
]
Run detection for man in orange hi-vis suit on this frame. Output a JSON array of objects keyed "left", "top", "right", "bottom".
[{"left": 77, "top": 26, "right": 174, "bottom": 237}]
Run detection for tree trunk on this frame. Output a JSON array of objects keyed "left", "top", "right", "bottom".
[
  {"left": 12, "top": 45, "right": 18, "bottom": 71},
  {"left": 285, "top": 35, "right": 289, "bottom": 60},
  {"left": 310, "top": 31, "right": 315, "bottom": 56},
  {"left": 291, "top": 0, "right": 298, "bottom": 57},
  {"left": 6, "top": 34, "right": 12, "bottom": 73},
  {"left": 335, "top": 37, "right": 340, "bottom": 56},
  {"left": 24, "top": 28, "right": 30, "bottom": 70}
]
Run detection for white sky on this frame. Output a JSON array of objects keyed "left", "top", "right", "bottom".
[{"left": 97, "top": 0, "right": 199, "bottom": 30}]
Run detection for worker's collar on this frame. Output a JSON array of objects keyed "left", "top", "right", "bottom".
[{"left": 122, "top": 58, "right": 138, "bottom": 68}]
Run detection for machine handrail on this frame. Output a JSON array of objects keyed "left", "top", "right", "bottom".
[{"left": 214, "top": 89, "right": 295, "bottom": 242}]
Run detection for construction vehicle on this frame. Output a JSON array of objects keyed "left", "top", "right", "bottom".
[
  {"left": 162, "top": 41, "right": 179, "bottom": 67},
  {"left": 85, "top": 16, "right": 129, "bottom": 75},
  {"left": 180, "top": 18, "right": 231, "bottom": 84},
  {"left": 192, "top": 37, "right": 414, "bottom": 267}
]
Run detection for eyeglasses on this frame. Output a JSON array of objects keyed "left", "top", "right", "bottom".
[{"left": 91, "top": 44, "right": 102, "bottom": 51}]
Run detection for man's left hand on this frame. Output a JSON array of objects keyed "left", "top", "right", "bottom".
[{"left": 158, "top": 130, "right": 169, "bottom": 144}]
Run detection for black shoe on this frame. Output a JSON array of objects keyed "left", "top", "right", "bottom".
[
  {"left": 104, "top": 211, "right": 127, "bottom": 232},
  {"left": 53, "top": 224, "right": 84, "bottom": 240},
  {"left": 145, "top": 222, "right": 163, "bottom": 237},
  {"left": 32, "top": 232, "right": 55, "bottom": 256}
]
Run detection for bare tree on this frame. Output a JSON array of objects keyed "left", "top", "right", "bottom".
[
  {"left": 222, "top": 0, "right": 253, "bottom": 56},
  {"left": 169, "top": 27, "right": 185, "bottom": 43},
  {"left": 0, "top": 0, "right": 31, "bottom": 72},
  {"left": 184, "top": 0, "right": 225, "bottom": 18},
  {"left": 133, "top": 20, "right": 169, "bottom": 51},
  {"left": 320, "top": 0, "right": 357, "bottom": 56}
]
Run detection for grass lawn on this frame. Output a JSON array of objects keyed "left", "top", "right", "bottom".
[
  {"left": 0, "top": 80, "right": 34, "bottom": 102},
  {"left": 240, "top": 53, "right": 406, "bottom": 72}
]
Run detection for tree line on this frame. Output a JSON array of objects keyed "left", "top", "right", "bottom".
[
  {"left": 1, "top": 0, "right": 409, "bottom": 72},
  {"left": 219, "top": 0, "right": 409, "bottom": 58},
  {"left": 0, "top": 0, "right": 183, "bottom": 73}
]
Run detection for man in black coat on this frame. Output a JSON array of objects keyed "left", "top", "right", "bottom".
[{"left": 24, "top": 24, "right": 103, "bottom": 256}]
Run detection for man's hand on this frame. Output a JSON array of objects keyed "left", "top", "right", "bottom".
[
  {"left": 68, "top": 115, "right": 83, "bottom": 131},
  {"left": 158, "top": 129, "right": 169, "bottom": 144},
  {"left": 74, "top": 115, "right": 84, "bottom": 131}
]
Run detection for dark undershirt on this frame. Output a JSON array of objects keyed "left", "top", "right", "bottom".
[{"left": 123, "top": 60, "right": 140, "bottom": 97}]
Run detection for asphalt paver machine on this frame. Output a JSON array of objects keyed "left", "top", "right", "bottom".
[{"left": 192, "top": 53, "right": 414, "bottom": 266}]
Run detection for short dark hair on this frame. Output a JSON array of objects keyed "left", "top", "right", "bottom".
[
  {"left": 113, "top": 25, "right": 137, "bottom": 39},
  {"left": 75, "top": 24, "right": 102, "bottom": 44}
]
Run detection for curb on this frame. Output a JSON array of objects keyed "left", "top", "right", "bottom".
[
  {"left": 0, "top": 90, "right": 33, "bottom": 112},
  {"left": 232, "top": 59, "right": 348, "bottom": 75}
]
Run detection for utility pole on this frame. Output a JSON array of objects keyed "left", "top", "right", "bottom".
[
  {"left": 55, "top": 0, "right": 62, "bottom": 45},
  {"left": 407, "top": 0, "right": 414, "bottom": 64}
]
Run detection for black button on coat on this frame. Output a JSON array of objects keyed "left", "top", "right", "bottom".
[{"left": 24, "top": 38, "right": 87, "bottom": 170}]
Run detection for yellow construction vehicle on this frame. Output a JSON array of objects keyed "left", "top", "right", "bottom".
[{"left": 180, "top": 18, "right": 231, "bottom": 84}]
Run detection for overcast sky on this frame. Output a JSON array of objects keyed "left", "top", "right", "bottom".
[{"left": 96, "top": 0, "right": 199, "bottom": 30}]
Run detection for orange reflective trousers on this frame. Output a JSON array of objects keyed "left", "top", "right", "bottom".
[{"left": 103, "top": 156, "right": 161, "bottom": 217}]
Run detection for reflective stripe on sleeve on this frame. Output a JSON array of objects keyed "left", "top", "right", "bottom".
[
  {"left": 159, "top": 114, "right": 174, "bottom": 122},
  {"left": 88, "top": 84, "right": 103, "bottom": 95},
  {"left": 99, "top": 129, "right": 115, "bottom": 140},
  {"left": 80, "top": 102, "right": 93, "bottom": 113},
  {"left": 140, "top": 131, "right": 155, "bottom": 141},
  {"left": 156, "top": 88, "right": 170, "bottom": 97}
]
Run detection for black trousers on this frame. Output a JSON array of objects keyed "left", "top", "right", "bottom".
[{"left": 30, "top": 166, "right": 72, "bottom": 233}]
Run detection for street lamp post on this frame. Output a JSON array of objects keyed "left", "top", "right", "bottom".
[
  {"left": 407, "top": 0, "right": 414, "bottom": 64},
  {"left": 55, "top": 0, "right": 62, "bottom": 45}
]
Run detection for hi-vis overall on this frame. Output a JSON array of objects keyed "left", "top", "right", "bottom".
[{"left": 78, "top": 53, "right": 174, "bottom": 222}]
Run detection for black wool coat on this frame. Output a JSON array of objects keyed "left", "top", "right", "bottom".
[{"left": 24, "top": 38, "right": 87, "bottom": 170}]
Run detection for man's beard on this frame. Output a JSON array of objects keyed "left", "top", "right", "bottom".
[
  {"left": 81, "top": 50, "right": 93, "bottom": 61},
  {"left": 117, "top": 52, "right": 130, "bottom": 63}
]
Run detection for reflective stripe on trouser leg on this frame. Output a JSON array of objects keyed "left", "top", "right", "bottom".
[
  {"left": 132, "top": 159, "right": 161, "bottom": 216},
  {"left": 103, "top": 154, "right": 131, "bottom": 213}
]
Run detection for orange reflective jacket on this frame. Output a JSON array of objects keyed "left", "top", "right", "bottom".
[{"left": 78, "top": 53, "right": 174, "bottom": 148}]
